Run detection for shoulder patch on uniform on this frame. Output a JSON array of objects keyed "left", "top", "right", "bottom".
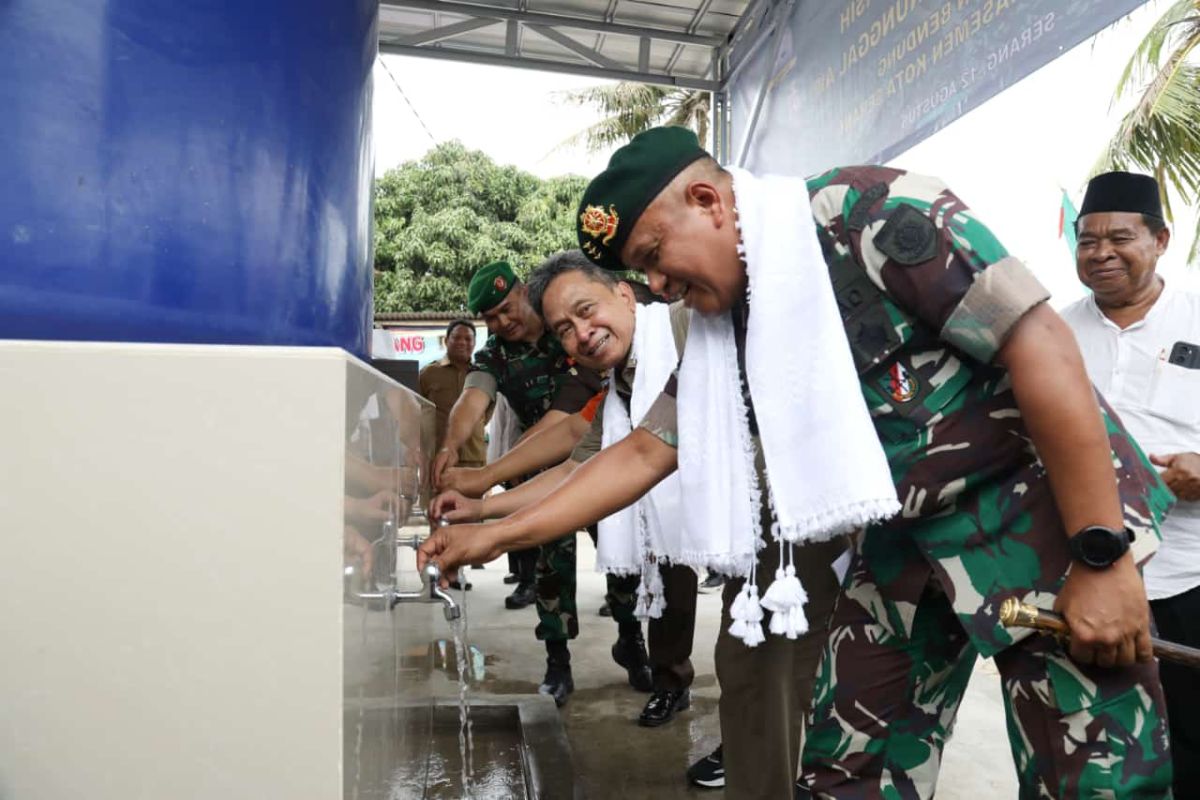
[
  {"left": 884, "top": 362, "right": 919, "bottom": 403},
  {"left": 874, "top": 203, "right": 938, "bottom": 265},
  {"left": 847, "top": 182, "right": 890, "bottom": 232}
]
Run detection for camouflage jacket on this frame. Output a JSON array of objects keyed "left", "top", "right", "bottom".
[
  {"left": 640, "top": 165, "right": 1174, "bottom": 655},
  {"left": 464, "top": 330, "right": 601, "bottom": 430}
]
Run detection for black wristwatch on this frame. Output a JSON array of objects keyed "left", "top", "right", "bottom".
[{"left": 1068, "top": 525, "right": 1135, "bottom": 569}]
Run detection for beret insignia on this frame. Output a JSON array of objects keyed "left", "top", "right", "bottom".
[
  {"left": 576, "top": 126, "right": 707, "bottom": 270},
  {"left": 580, "top": 204, "right": 619, "bottom": 246}
]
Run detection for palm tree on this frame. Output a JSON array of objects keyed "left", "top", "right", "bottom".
[
  {"left": 1095, "top": 0, "right": 1200, "bottom": 264},
  {"left": 558, "top": 82, "right": 711, "bottom": 153}
]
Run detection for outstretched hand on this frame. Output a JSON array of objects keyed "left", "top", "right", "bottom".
[
  {"left": 440, "top": 466, "right": 493, "bottom": 498},
  {"left": 417, "top": 523, "right": 500, "bottom": 587},
  {"left": 431, "top": 448, "right": 458, "bottom": 492},
  {"left": 429, "top": 489, "right": 485, "bottom": 524}
]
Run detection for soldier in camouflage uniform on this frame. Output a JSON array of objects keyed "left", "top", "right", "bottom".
[
  {"left": 791, "top": 165, "right": 1174, "bottom": 798},
  {"left": 434, "top": 260, "right": 635, "bottom": 706},
  {"left": 419, "top": 130, "right": 1175, "bottom": 798}
]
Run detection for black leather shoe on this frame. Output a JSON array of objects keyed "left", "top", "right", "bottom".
[
  {"left": 638, "top": 688, "right": 690, "bottom": 727},
  {"left": 598, "top": 602, "right": 612, "bottom": 616},
  {"left": 611, "top": 632, "right": 653, "bottom": 693},
  {"left": 538, "top": 663, "right": 574, "bottom": 707},
  {"left": 504, "top": 582, "right": 535, "bottom": 609},
  {"left": 502, "top": 572, "right": 519, "bottom": 584}
]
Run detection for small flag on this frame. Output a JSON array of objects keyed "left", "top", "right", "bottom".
[{"left": 1059, "top": 188, "right": 1079, "bottom": 257}]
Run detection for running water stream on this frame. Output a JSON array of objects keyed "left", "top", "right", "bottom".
[{"left": 450, "top": 584, "right": 475, "bottom": 798}]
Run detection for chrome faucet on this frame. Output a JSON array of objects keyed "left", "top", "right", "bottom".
[
  {"left": 396, "top": 515, "right": 448, "bottom": 550},
  {"left": 389, "top": 562, "right": 461, "bottom": 621},
  {"left": 354, "top": 523, "right": 460, "bottom": 621}
]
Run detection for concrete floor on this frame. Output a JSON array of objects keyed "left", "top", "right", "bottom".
[{"left": 397, "top": 533, "right": 1019, "bottom": 799}]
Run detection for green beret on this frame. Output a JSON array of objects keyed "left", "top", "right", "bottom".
[
  {"left": 577, "top": 126, "right": 708, "bottom": 270},
  {"left": 467, "top": 260, "right": 518, "bottom": 314}
]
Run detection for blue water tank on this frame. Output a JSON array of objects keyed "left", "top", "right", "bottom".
[{"left": 0, "top": 0, "right": 377, "bottom": 358}]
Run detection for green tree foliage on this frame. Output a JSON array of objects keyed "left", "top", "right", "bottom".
[
  {"left": 1095, "top": 0, "right": 1200, "bottom": 264},
  {"left": 373, "top": 141, "right": 587, "bottom": 312}
]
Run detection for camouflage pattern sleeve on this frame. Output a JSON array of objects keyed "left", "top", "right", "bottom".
[
  {"left": 812, "top": 167, "right": 1050, "bottom": 363},
  {"left": 463, "top": 335, "right": 502, "bottom": 400},
  {"left": 865, "top": 174, "right": 1048, "bottom": 362},
  {"left": 636, "top": 368, "right": 679, "bottom": 448}
]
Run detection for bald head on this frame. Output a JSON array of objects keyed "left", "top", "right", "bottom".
[{"left": 657, "top": 157, "right": 730, "bottom": 211}]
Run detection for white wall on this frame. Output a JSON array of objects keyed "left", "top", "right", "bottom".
[{"left": 0, "top": 342, "right": 358, "bottom": 799}]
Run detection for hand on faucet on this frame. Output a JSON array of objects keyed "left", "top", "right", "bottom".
[
  {"left": 429, "top": 490, "right": 484, "bottom": 525},
  {"left": 417, "top": 523, "right": 501, "bottom": 588}
]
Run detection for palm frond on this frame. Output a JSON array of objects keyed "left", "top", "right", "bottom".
[
  {"left": 663, "top": 91, "right": 712, "bottom": 149},
  {"left": 1097, "top": 63, "right": 1200, "bottom": 202},
  {"left": 1188, "top": 211, "right": 1200, "bottom": 265},
  {"left": 552, "top": 82, "right": 712, "bottom": 154},
  {"left": 559, "top": 83, "right": 668, "bottom": 111},
  {"left": 1098, "top": 2, "right": 1200, "bottom": 264},
  {"left": 1113, "top": 0, "right": 1197, "bottom": 99}
]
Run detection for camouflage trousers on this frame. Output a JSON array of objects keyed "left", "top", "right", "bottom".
[
  {"left": 534, "top": 527, "right": 639, "bottom": 642},
  {"left": 799, "top": 580, "right": 1173, "bottom": 799}
]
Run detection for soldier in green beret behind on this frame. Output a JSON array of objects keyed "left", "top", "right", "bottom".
[{"left": 433, "top": 260, "right": 648, "bottom": 705}]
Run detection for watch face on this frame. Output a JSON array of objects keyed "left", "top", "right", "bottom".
[{"left": 1079, "top": 528, "right": 1123, "bottom": 567}]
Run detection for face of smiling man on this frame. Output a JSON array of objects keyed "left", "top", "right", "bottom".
[
  {"left": 480, "top": 283, "right": 541, "bottom": 343},
  {"left": 540, "top": 270, "right": 638, "bottom": 372},
  {"left": 444, "top": 322, "right": 476, "bottom": 366},
  {"left": 617, "top": 160, "right": 747, "bottom": 316},
  {"left": 1075, "top": 211, "right": 1169, "bottom": 309}
]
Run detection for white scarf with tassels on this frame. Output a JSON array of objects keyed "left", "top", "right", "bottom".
[
  {"left": 677, "top": 166, "right": 900, "bottom": 646},
  {"left": 596, "top": 301, "right": 683, "bottom": 619}
]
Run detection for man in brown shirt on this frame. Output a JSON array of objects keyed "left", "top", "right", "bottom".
[{"left": 419, "top": 319, "right": 488, "bottom": 468}]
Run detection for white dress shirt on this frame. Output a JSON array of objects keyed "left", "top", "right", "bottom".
[{"left": 1061, "top": 282, "right": 1200, "bottom": 600}]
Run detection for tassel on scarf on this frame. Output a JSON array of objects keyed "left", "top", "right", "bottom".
[
  {"left": 727, "top": 564, "right": 766, "bottom": 647},
  {"left": 760, "top": 544, "right": 808, "bottom": 640},
  {"left": 634, "top": 562, "right": 666, "bottom": 621},
  {"left": 647, "top": 593, "right": 666, "bottom": 619},
  {"left": 635, "top": 580, "right": 651, "bottom": 621},
  {"left": 742, "top": 585, "right": 766, "bottom": 647},
  {"left": 786, "top": 605, "right": 808, "bottom": 639},
  {"left": 769, "top": 606, "right": 789, "bottom": 636},
  {"left": 762, "top": 563, "right": 805, "bottom": 613}
]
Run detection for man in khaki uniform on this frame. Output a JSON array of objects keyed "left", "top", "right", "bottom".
[{"left": 419, "top": 319, "right": 488, "bottom": 469}]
